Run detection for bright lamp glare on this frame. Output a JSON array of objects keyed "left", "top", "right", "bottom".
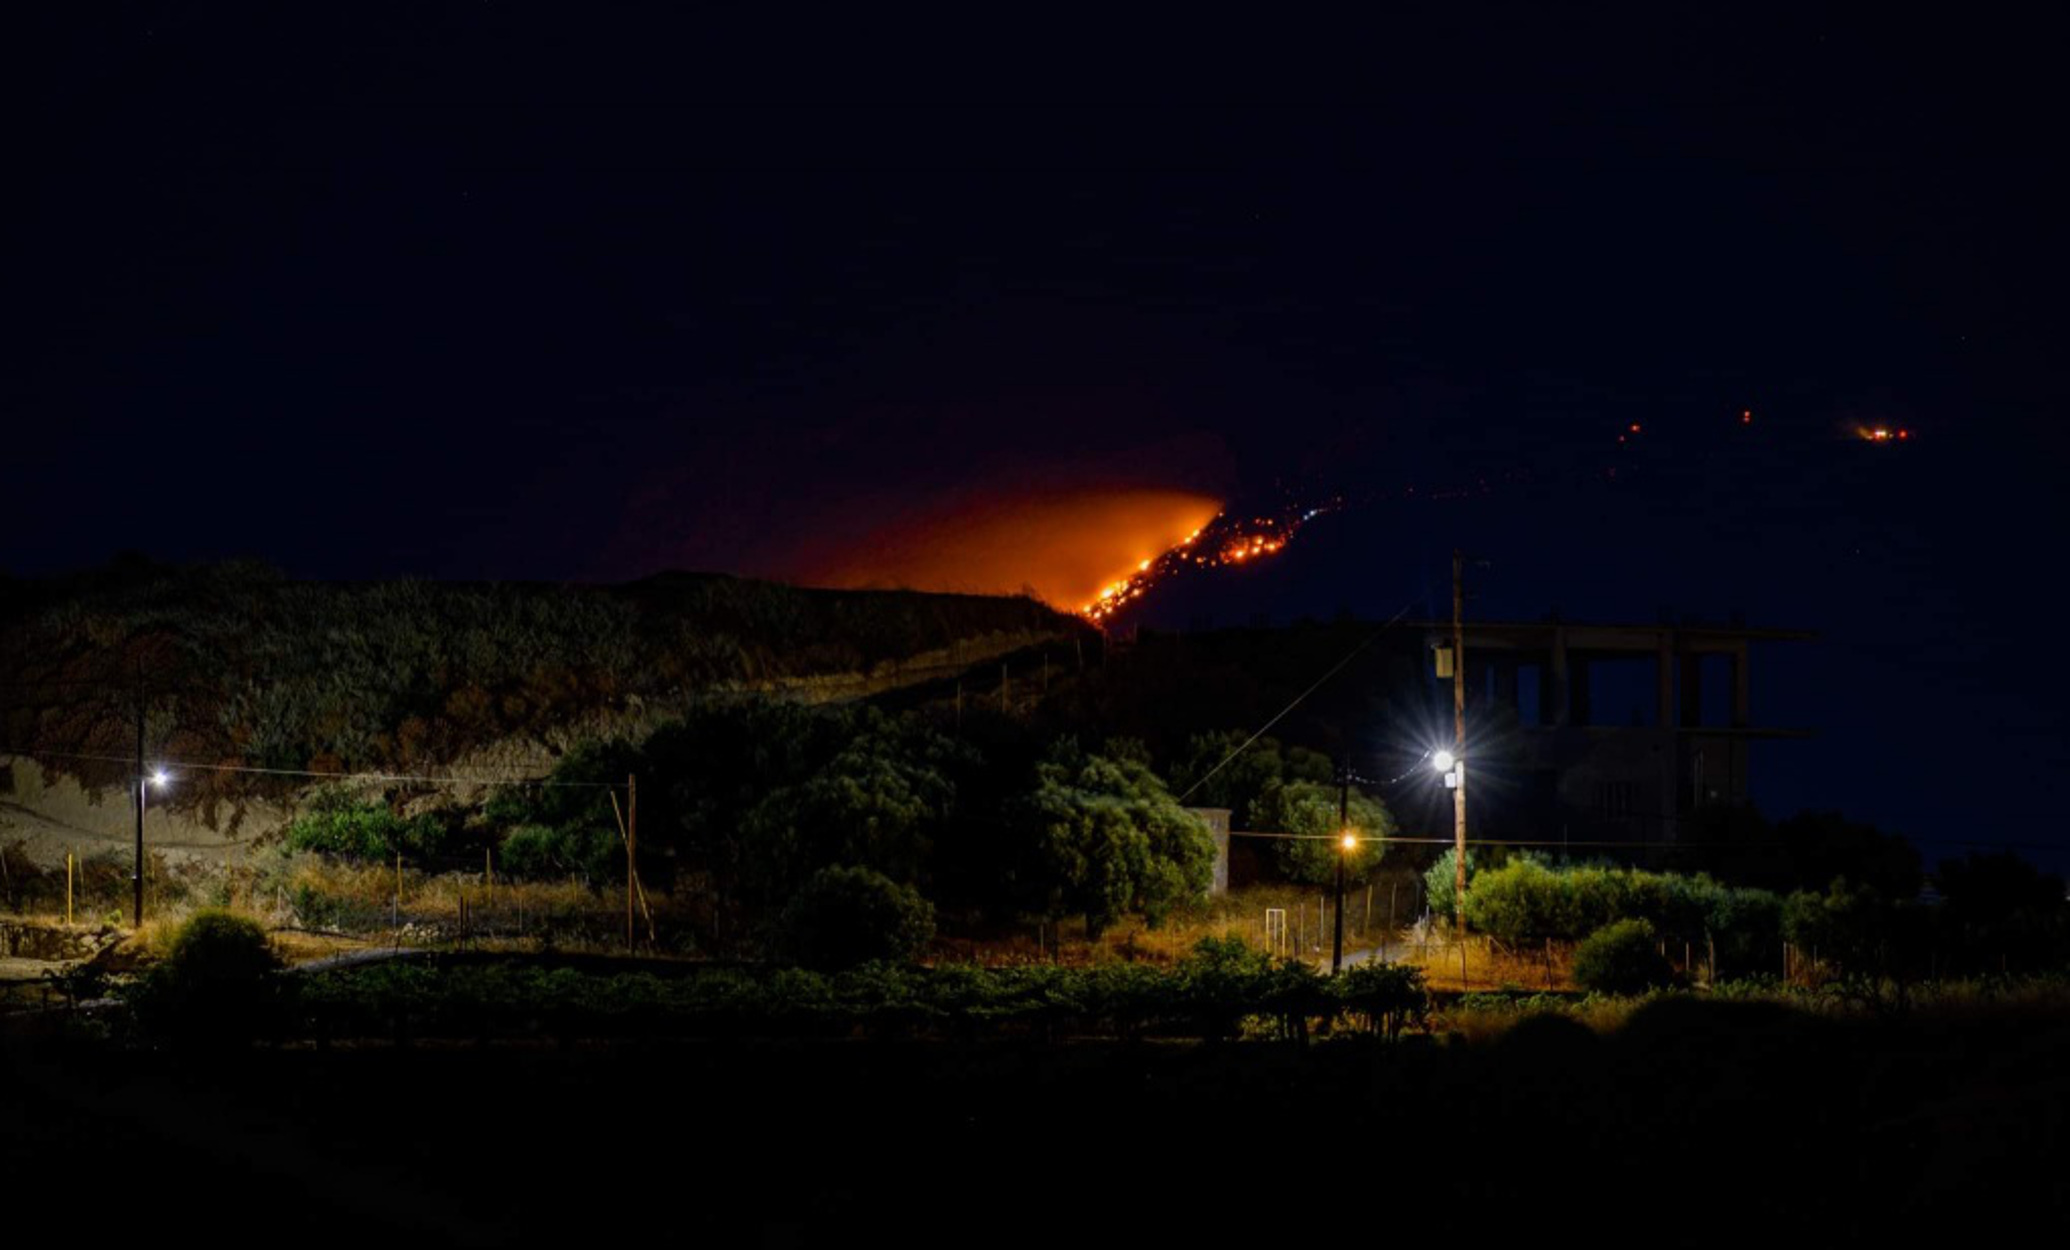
[
  {"left": 149, "top": 769, "right": 170, "bottom": 788},
  {"left": 1341, "top": 832, "right": 1358, "bottom": 851},
  {"left": 1431, "top": 750, "right": 1456, "bottom": 773}
]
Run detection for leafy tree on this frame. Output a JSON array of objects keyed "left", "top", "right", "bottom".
[
  {"left": 1935, "top": 851, "right": 2065, "bottom": 925},
  {"left": 1248, "top": 778, "right": 1395, "bottom": 885},
  {"left": 1704, "top": 884, "right": 1784, "bottom": 978},
  {"left": 775, "top": 865, "right": 936, "bottom": 970},
  {"left": 1166, "top": 732, "right": 1332, "bottom": 826},
  {"left": 499, "top": 823, "right": 620, "bottom": 886},
  {"left": 1424, "top": 846, "right": 1477, "bottom": 923},
  {"left": 285, "top": 789, "right": 457, "bottom": 862},
  {"left": 1571, "top": 918, "right": 1676, "bottom": 994},
  {"left": 1933, "top": 851, "right": 2070, "bottom": 974},
  {"left": 1775, "top": 811, "right": 1922, "bottom": 899},
  {"left": 1782, "top": 877, "right": 1933, "bottom": 991},
  {"left": 738, "top": 714, "right": 956, "bottom": 901},
  {"left": 1011, "top": 737, "right": 1216, "bottom": 936}
]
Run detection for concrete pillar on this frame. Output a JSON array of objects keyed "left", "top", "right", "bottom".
[
  {"left": 1680, "top": 651, "right": 1703, "bottom": 728},
  {"left": 1732, "top": 643, "right": 1751, "bottom": 729},
  {"left": 1656, "top": 633, "right": 1674, "bottom": 727},
  {"left": 1552, "top": 627, "right": 1570, "bottom": 727},
  {"left": 1494, "top": 660, "right": 1519, "bottom": 711}
]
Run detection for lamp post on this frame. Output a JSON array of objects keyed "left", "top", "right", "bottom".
[
  {"left": 1331, "top": 830, "right": 1356, "bottom": 973},
  {"left": 1433, "top": 747, "right": 1465, "bottom": 987},
  {"left": 134, "top": 765, "right": 168, "bottom": 927}
]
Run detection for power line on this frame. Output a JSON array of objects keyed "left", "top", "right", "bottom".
[
  {"left": 1226, "top": 829, "right": 2070, "bottom": 854},
  {"left": 1175, "top": 603, "right": 1415, "bottom": 804},
  {"left": 0, "top": 744, "right": 624, "bottom": 789}
]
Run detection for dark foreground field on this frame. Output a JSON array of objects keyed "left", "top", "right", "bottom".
[{"left": 6, "top": 997, "right": 2068, "bottom": 1246}]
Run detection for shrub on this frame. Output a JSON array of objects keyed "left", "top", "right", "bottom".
[
  {"left": 1572, "top": 918, "right": 1676, "bottom": 995},
  {"left": 775, "top": 865, "right": 936, "bottom": 970},
  {"left": 1424, "top": 847, "right": 1476, "bottom": 923},
  {"left": 1335, "top": 962, "right": 1429, "bottom": 1039},
  {"left": 499, "top": 823, "right": 620, "bottom": 887},
  {"left": 164, "top": 909, "right": 280, "bottom": 982},
  {"left": 285, "top": 790, "right": 455, "bottom": 863},
  {"left": 126, "top": 909, "right": 285, "bottom": 1042}
]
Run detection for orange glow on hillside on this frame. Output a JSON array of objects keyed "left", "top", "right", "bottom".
[{"left": 809, "top": 488, "right": 1223, "bottom": 611}]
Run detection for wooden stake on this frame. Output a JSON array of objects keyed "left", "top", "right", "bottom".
[{"left": 609, "top": 783, "right": 657, "bottom": 944}]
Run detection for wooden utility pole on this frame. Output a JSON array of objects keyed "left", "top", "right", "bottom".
[
  {"left": 132, "top": 677, "right": 145, "bottom": 928},
  {"left": 1452, "top": 549, "right": 1469, "bottom": 988},
  {"left": 1332, "top": 760, "right": 1349, "bottom": 973},
  {"left": 626, "top": 773, "right": 638, "bottom": 951},
  {"left": 609, "top": 786, "right": 657, "bottom": 946}
]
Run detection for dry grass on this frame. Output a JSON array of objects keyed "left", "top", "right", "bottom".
[{"left": 934, "top": 883, "right": 1421, "bottom": 967}]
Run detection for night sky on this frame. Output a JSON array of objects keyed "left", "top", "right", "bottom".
[{"left": 8, "top": 9, "right": 2068, "bottom": 866}]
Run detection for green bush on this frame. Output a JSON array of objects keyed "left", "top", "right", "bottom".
[
  {"left": 775, "top": 865, "right": 937, "bottom": 970},
  {"left": 1424, "top": 847, "right": 1477, "bottom": 923},
  {"left": 499, "top": 823, "right": 621, "bottom": 887},
  {"left": 126, "top": 909, "right": 285, "bottom": 1042},
  {"left": 1335, "top": 962, "right": 1429, "bottom": 1038},
  {"left": 164, "top": 909, "right": 280, "bottom": 982},
  {"left": 1572, "top": 918, "right": 1676, "bottom": 995},
  {"left": 285, "top": 790, "right": 456, "bottom": 863}
]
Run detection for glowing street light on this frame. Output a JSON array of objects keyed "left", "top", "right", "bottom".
[
  {"left": 135, "top": 760, "right": 171, "bottom": 925},
  {"left": 1431, "top": 749, "right": 1456, "bottom": 775},
  {"left": 1331, "top": 826, "right": 1356, "bottom": 974}
]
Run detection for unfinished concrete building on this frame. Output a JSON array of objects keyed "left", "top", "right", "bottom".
[{"left": 1416, "top": 618, "right": 1813, "bottom": 850}]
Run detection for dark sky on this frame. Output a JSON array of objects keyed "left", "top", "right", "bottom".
[{"left": 7, "top": 7, "right": 2069, "bottom": 865}]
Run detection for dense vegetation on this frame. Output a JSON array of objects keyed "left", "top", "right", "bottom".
[
  {"left": 1430, "top": 846, "right": 2070, "bottom": 985},
  {"left": 478, "top": 702, "right": 1225, "bottom": 941},
  {"left": 151, "top": 938, "right": 1431, "bottom": 1046},
  {"left": 1168, "top": 732, "right": 1394, "bottom": 884},
  {"left": 0, "top": 558, "right": 1083, "bottom": 814}
]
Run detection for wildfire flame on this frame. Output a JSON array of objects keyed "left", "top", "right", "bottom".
[
  {"left": 809, "top": 488, "right": 1221, "bottom": 611},
  {"left": 1078, "top": 499, "right": 1335, "bottom": 622}
]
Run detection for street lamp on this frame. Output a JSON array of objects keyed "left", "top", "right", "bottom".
[
  {"left": 1332, "top": 830, "right": 1357, "bottom": 973},
  {"left": 135, "top": 765, "right": 169, "bottom": 926},
  {"left": 1433, "top": 745, "right": 1467, "bottom": 987}
]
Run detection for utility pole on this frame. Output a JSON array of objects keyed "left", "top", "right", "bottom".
[
  {"left": 1332, "top": 760, "right": 1349, "bottom": 973},
  {"left": 626, "top": 773, "right": 638, "bottom": 952},
  {"left": 1451, "top": 549, "right": 1469, "bottom": 984},
  {"left": 132, "top": 672, "right": 145, "bottom": 928}
]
